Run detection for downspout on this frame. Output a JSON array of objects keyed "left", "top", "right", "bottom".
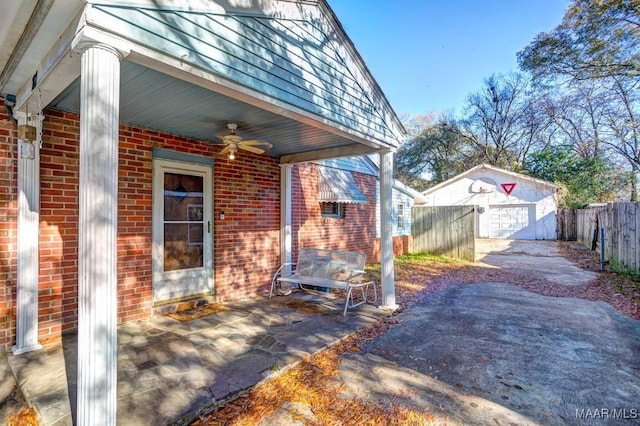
[
  {"left": 280, "top": 164, "right": 293, "bottom": 272},
  {"left": 12, "top": 110, "right": 44, "bottom": 355},
  {"left": 1, "top": 0, "right": 54, "bottom": 355}
]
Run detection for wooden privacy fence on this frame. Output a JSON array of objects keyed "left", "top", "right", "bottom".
[
  {"left": 601, "top": 203, "right": 640, "bottom": 273},
  {"left": 556, "top": 208, "right": 577, "bottom": 241},
  {"left": 566, "top": 203, "right": 640, "bottom": 273},
  {"left": 411, "top": 205, "right": 476, "bottom": 261},
  {"left": 576, "top": 207, "right": 604, "bottom": 250}
]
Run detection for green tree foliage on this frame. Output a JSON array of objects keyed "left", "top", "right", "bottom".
[
  {"left": 524, "top": 145, "right": 621, "bottom": 207},
  {"left": 517, "top": 0, "right": 640, "bottom": 201},
  {"left": 518, "top": 0, "right": 640, "bottom": 83},
  {"left": 395, "top": 115, "right": 473, "bottom": 190}
]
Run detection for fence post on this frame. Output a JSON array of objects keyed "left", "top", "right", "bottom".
[{"left": 600, "top": 227, "right": 606, "bottom": 271}]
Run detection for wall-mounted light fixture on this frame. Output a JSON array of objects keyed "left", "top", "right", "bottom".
[
  {"left": 15, "top": 98, "right": 44, "bottom": 160},
  {"left": 220, "top": 211, "right": 225, "bottom": 220},
  {"left": 18, "top": 122, "right": 37, "bottom": 159}
]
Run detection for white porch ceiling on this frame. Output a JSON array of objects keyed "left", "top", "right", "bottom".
[{"left": 48, "top": 60, "right": 374, "bottom": 159}]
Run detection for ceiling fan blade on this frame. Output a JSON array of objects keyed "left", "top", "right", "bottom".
[
  {"left": 239, "top": 145, "right": 265, "bottom": 154},
  {"left": 219, "top": 146, "right": 230, "bottom": 155},
  {"left": 241, "top": 140, "right": 273, "bottom": 148}
]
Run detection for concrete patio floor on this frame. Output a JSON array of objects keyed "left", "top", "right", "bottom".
[{"left": 5, "top": 291, "right": 385, "bottom": 425}]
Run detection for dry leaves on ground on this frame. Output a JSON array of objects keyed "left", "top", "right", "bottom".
[
  {"left": 165, "top": 303, "right": 229, "bottom": 322},
  {"left": 191, "top": 242, "right": 639, "bottom": 425},
  {"left": 6, "top": 407, "right": 39, "bottom": 426},
  {"left": 192, "top": 316, "right": 435, "bottom": 426}
]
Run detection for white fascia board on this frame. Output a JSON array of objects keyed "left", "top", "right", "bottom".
[
  {"left": 359, "top": 155, "right": 380, "bottom": 176},
  {"left": 14, "top": 8, "right": 86, "bottom": 111},
  {"left": 0, "top": 0, "right": 38, "bottom": 83},
  {"left": 422, "top": 163, "right": 560, "bottom": 196},
  {"left": 89, "top": 0, "right": 319, "bottom": 17},
  {"left": 475, "top": 164, "right": 561, "bottom": 189},
  {"left": 317, "top": 0, "right": 405, "bottom": 140},
  {"left": 392, "top": 179, "right": 429, "bottom": 203},
  {"left": 280, "top": 144, "right": 381, "bottom": 164},
  {"left": 4, "top": 0, "right": 84, "bottom": 98}
]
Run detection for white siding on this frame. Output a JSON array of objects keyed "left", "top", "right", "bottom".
[
  {"left": 87, "top": 3, "right": 401, "bottom": 144},
  {"left": 422, "top": 169, "right": 557, "bottom": 240},
  {"left": 376, "top": 183, "right": 414, "bottom": 237}
]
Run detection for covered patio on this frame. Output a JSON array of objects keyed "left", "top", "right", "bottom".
[
  {"left": 0, "top": 0, "right": 403, "bottom": 423},
  {"left": 8, "top": 290, "right": 387, "bottom": 424}
]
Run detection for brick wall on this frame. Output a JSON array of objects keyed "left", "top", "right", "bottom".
[
  {"left": 372, "top": 235, "right": 412, "bottom": 263},
  {"left": 291, "top": 163, "right": 377, "bottom": 263},
  {"left": 213, "top": 151, "right": 281, "bottom": 300},
  {"left": 39, "top": 109, "right": 80, "bottom": 342},
  {"left": 0, "top": 102, "right": 281, "bottom": 351}
]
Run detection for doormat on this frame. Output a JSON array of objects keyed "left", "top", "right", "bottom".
[{"left": 165, "top": 303, "right": 229, "bottom": 322}]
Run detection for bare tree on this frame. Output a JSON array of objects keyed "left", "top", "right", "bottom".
[
  {"left": 460, "top": 73, "right": 550, "bottom": 170},
  {"left": 603, "top": 76, "right": 640, "bottom": 200},
  {"left": 541, "top": 81, "right": 608, "bottom": 159}
]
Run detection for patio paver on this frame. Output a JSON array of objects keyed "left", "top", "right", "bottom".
[{"left": 6, "top": 291, "right": 384, "bottom": 425}]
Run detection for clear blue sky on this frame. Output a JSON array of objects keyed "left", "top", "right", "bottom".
[{"left": 328, "top": 0, "right": 570, "bottom": 117}]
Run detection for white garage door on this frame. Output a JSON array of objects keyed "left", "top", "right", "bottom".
[{"left": 489, "top": 205, "right": 536, "bottom": 239}]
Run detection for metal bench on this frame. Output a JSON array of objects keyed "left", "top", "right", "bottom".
[{"left": 269, "top": 248, "right": 377, "bottom": 315}]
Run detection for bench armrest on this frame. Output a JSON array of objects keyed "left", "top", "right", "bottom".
[
  {"left": 346, "top": 269, "right": 366, "bottom": 283},
  {"left": 272, "top": 262, "right": 297, "bottom": 282},
  {"left": 270, "top": 262, "right": 298, "bottom": 298}
]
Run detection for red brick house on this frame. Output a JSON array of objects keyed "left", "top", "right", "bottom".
[
  {"left": 292, "top": 157, "right": 420, "bottom": 263},
  {"left": 292, "top": 161, "right": 376, "bottom": 261},
  {"left": 0, "top": 0, "right": 404, "bottom": 420}
]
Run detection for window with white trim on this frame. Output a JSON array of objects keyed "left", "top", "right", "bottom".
[
  {"left": 321, "top": 202, "right": 345, "bottom": 219},
  {"left": 397, "top": 203, "right": 404, "bottom": 229}
]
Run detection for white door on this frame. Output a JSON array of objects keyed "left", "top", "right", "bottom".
[
  {"left": 489, "top": 205, "right": 536, "bottom": 239},
  {"left": 152, "top": 159, "right": 213, "bottom": 302}
]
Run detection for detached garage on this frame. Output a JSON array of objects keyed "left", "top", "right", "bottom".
[{"left": 420, "top": 164, "right": 560, "bottom": 240}]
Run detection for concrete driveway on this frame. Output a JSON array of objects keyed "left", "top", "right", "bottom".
[
  {"left": 475, "top": 239, "right": 598, "bottom": 286},
  {"left": 338, "top": 240, "right": 640, "bottom": 425}
]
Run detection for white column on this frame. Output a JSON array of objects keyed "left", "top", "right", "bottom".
[
  {"left": 76, "top": 42, "right": 122, "bottom": 426},
  {"left": 379, "top": 150, "right": 397, "bottom": 310},
  {"left": 12, "top": 112, "right": 44, "bottom": 355},
  {"left": 280, "top": 164, "right": 293, "bottom": 271}
]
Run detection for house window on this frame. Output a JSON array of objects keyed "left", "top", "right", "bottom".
[
  {"left": 321, "top": 202, "right": 345, "bottom": 219},
  {"left": 397, "top": 203, "right": 404, "bottom": 229}
]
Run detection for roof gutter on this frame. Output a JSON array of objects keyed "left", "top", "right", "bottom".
[{"left": 0, "top": 0, "right": 55, "bottom": 96}]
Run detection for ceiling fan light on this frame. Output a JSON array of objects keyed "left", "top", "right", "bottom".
[{"left": 228, "top": 150, "right": 235, "bottom": 160}]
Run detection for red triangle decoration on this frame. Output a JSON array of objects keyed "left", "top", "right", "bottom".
[{"left": 501, "top": 183, "right": 516, "bottom": 195}]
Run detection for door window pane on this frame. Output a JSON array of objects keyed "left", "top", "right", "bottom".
[{"left": 163, "top": 173, "right": 204, "bottom": 271}]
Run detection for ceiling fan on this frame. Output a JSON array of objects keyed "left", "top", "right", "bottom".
[{"left": 216, "top": 123, "right": 272, "bottom": 160}]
